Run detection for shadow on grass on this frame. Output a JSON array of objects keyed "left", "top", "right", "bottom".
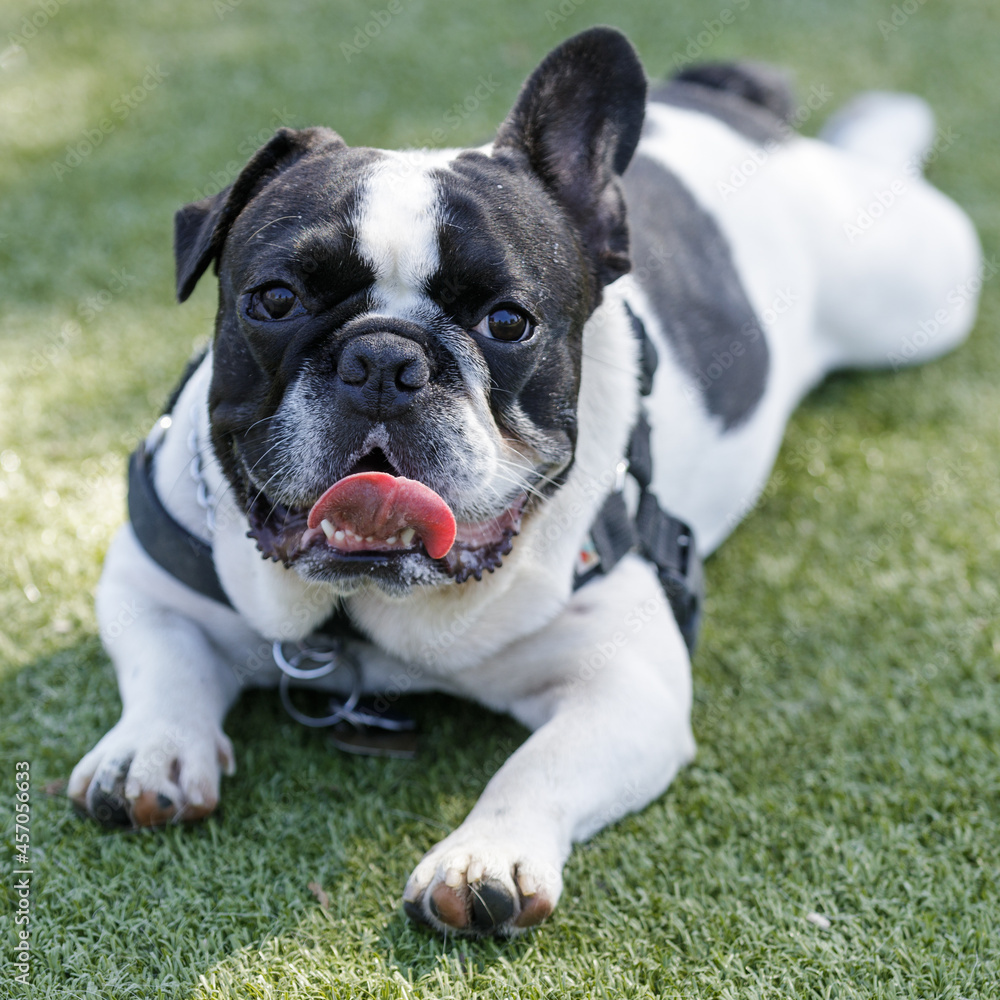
[{"left": 1, "top": 644, "right": 533, "bottom": 995}]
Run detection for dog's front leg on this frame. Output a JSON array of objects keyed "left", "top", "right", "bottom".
[
  {"left": 68, "top": 527, "right": 243, "bottom": 827},
  {"left": 404, "top": 556, "right": 695, "bottom": 936}
]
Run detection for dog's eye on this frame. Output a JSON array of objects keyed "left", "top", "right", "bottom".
[
  {"left": 246, "top": 286, "right": 300, "bottom": 321},
  {"left": 475, "top": 306, "right": 533, "bottom": 343}
]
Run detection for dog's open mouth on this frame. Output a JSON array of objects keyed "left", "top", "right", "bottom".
[{"left": 245, "top": 450, "right": 525, "bottom": 584}]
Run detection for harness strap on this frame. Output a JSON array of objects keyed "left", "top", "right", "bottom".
[
  {"left": 572, "top": 305, "right": 703, "bottom": 653},
  {"left": 636, "top": 492, "right": 703, "bottom": 652},
  {"left": 128, "top": 442, "right": 233, "bottom": 609}
]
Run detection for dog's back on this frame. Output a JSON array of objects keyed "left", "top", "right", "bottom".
[{"left": 608, "top": 63, "right": 982, "bottom": 553}]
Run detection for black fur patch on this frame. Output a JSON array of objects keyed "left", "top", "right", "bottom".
[
  {"left": 426, "top": 151, "right": 588, "bottom": 463},
  {"left": 622, "top": 153, "right": 769, "bottom": 429},
  {"left": 650, "top": 61, "right": 796, "bottom": 146}
]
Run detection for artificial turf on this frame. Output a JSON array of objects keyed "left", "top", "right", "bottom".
[{"left": 1, "top": 0, "right": 998, "bottom": 997}]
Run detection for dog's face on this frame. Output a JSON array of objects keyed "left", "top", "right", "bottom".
[{"left": 174, "top": 29, "right": 646, "bottom": 593}]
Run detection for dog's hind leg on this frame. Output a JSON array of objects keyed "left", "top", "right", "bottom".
[
  {"left": 819, "top": 91, "right": 938, "bottom": 175},
  {"left": 783, "top": 94, "right": 983, "bottom": 373}
]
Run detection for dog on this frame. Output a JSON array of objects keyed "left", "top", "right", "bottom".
[{"left": 68, "top": 27, "right": 981, "bottom": 936}]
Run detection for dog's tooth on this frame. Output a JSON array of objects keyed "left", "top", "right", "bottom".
[
  {"left": 400, "top": 527, "right": 416, "bottom": 546},
  {"left": 386, "top": 535, "right": 397, "bottom": 544},
  {"left": 320, "top": 519, "right": 335, "bottom": 539},
  {"left": 365, "top": 536, "right": 374, "bottom": 543},
  {"left": 334, "top": 530, "right": 345, "bottom": 542}
]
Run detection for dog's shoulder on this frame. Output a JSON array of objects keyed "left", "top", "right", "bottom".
[{"left": 619, "top": 143, "right": 772, "bottom": 428}]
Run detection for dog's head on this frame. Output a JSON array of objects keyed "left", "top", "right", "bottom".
[{"left": 175, "top": 27, "right": 646, "bottom": 593}]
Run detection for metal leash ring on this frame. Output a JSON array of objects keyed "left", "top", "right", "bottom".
[
  {"left": 272, "top": 639, "right": 341, "bottom": 680},
  {"left": 273, "top": 640, "right": 363, "bottom": 728}
]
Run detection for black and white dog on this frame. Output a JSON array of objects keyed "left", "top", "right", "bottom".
[{"left": 69, "top": 28, "right": 981, "bottom": 935}]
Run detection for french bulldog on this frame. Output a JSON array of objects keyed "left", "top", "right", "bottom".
[{"left": 68, "top": 27, "right": 981, "bottom": 935}]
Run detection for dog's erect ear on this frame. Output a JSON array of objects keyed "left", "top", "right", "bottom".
[
  {"left": 174, "top": 126, "right": 345, "bottom": 302},
  {"left": 493, "top": 27, "right": 646, "bottom": 289}
]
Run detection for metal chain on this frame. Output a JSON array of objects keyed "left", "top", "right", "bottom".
[
  {"left": 273, "top": 639, "right": 364, "bottom": 728},
  {"left": 187, "top": 404, "right": 216, "bottom": 534}
]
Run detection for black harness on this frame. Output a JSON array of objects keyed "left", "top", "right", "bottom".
[
  {"left": 570, "top": 304, "right": 702, "bottom": 652},
  {"left": 128, "top": 305, "right": 702, "bottom": 656},
  {"left": 129, "top": 443, "right": 231, "bottom": 608}
]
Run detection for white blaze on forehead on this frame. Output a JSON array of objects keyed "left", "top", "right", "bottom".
[{"left": 354, "top": 150, "right": 450, "bottom": 314}]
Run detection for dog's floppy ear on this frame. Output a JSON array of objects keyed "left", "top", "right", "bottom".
[
  {"left": 493, "top": 27, "right": 646, "bottom": 289},
  {"left": 174, "top": 126, "right": 345, "bottom": 302}
]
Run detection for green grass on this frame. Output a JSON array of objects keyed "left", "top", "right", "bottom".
[{"left": 2, "top": 0, "right": 999, "bottom": 996}]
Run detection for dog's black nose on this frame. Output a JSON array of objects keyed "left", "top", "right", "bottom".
[{"left": 337, "top": 333, "right": 430, "bottom": 419}]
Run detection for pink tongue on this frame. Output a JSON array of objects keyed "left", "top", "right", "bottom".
[{"left": 307, "top": 472, "right": 457, "bottom": 560}]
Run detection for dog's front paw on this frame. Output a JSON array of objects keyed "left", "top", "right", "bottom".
[
  {"left": 67, "top": 712, "right": 235, "bottom": 827},
  {"left": 403, "top": 828, "right": 564, "bottom": 936}
]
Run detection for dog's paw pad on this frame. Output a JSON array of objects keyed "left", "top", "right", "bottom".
[
  {"left": 402, "top": 898, "right": 433, "bottom": 927},
  {"left": 429, "top": 884, "right": 470, "bottom": 929},
  {"left": 514, "top": 891, "right": 554, "bottom": 928},
  {"left": 129, "top": 790, "right": 181, "bottom": 826},
  {"left": 84, "top": 756, "right": 133, "bottom": 827},
  {"left": 469, "top": 878, "right": 515, "bottom": 932},
  {"left": 404, "top": 839, "right": 563, "bottom": 937}
]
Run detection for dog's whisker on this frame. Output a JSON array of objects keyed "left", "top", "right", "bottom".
[
  {"left": 244, "top": 438, "right": 290, "bottom": 479},
  {"left": 495, "top": 455, "right": 560, "bottom": 491},
  {"left": 490, "top": 468, "right": 546, "bottom": 503},
  {"left": 580, "top": 350, "right": 641, "bottom": 380},
  {"left": 248, "top": 466, "right": 290, "bottom": 515}
]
